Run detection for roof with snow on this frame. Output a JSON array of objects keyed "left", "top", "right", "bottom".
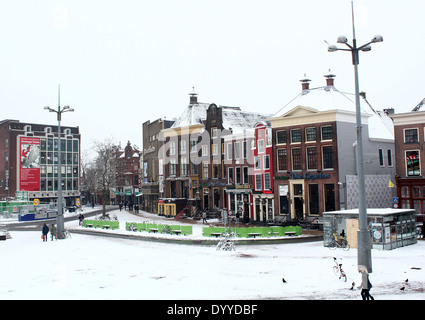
[
  {"left": 171, "top": 102, "right": 271, "bottom": 135},
  {"left": 274, "top": 79, "right": 394, "bottom": 141}
]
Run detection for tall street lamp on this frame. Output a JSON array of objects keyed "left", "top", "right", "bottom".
[
  {"left": 327, "top": 1, "right": 383, "bottom": 273},
  {"left": 44, "top": 85, "right": 74, "bottom": 238}
]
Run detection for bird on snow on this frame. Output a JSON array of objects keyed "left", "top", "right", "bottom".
[
  {"left": 349, "top": 282, "right": 355, "bottom": 290},
  {"left": 282, "top": 278, "right": 287, "bottom": 283}
]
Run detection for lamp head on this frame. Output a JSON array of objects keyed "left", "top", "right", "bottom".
[
  {"left": 372, "top": 35, "right": 383, "bottom": 43},
  {"left": 327, "top": 45, "right": 338, "bottom": 52},
  {"left": 361, "top": 45, "right": 372, "bottom": 52},
  {"left": 337, "top": 35, "right": 348, "bottom": 44}
]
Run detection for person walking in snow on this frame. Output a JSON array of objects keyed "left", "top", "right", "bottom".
[
  {"left": 202, "top": 211, "right": 207, "bottom": 224},
  {"left": 50, "top": 224, "right": 57, "bottom": 241},
  {"left": 359, "top": 266, "right": 374, "bottom": 300},
  {"left": 78, "top": 213, "right": 85, "bottom": 226},
  {"left": 42, "top": 223, "right": 49, "bottom": 242}
]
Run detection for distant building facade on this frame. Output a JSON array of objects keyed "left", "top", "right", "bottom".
[
  {"left": 160, "top": 92, "right": 269, "bottom": 216},
  {"left": 140, "top": 118, "right": 175, "bottom": 213},
  {"left": 391, "top": 107, "right": 425, "bottom": 222},
  {"left": 0, "top": 119, "right": 81, "bottom": 206},
  {"left": 268, "top": 74, "right": 395, "bottom": 222},
  {"left": 113, "top": 141, "right": 140, "bottom": 206}
]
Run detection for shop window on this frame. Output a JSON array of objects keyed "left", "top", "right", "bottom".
[
  {"left": 406, "top": 150, "right": 420, "bottom": 176},
  {"left": 404, "top": 128, "right": 418, "bottom": 143}
]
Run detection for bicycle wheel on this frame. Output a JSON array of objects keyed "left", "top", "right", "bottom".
[
  {"left": 340, "top": 271, "right": 347, "bottom": 282},
  {"left": 342, "top": 240, "right": 350, "bottom": 251},
  {"left": 329, "top": 241, "right": 337, "bottom": 250}
]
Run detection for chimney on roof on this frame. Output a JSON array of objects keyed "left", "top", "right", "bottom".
[
  {"left": 189, "top": 87, "right": 198, "bottom": 104},
  {"left": 300, "top": 75, "right": 311, "bottom": 91},
  {"left": 324, "top": 71, "right": 336, "bottom": 87}
]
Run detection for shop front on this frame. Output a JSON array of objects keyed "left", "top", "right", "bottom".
[
  {"left": 226, "top": 184, "right": 252, "bottom": 223},
  {"left": 323, "top": 208, "right": 417, "bottom": 250},
  {"left": 275, "top": 172, "right": 337, "bottom": 221},
  {"left": 253, "top": 193, "right": 274, "bottom": 223}
]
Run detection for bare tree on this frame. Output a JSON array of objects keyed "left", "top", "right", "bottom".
[{"left": 92, "top": 139, "right": 117, "bottom": 217}]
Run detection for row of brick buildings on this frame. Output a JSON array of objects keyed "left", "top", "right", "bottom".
[
  {"left": 1, "top": 76, "right": 423, "bottom": 224},
  {"left": 139, "top": 74, "right": 425, "bottom": 224}
]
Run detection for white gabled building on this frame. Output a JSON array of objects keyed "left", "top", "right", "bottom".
[{"left": 268, "top": 74, "right": 396, "bottom": 222}]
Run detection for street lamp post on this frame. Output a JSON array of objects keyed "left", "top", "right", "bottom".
[
  {"left": 327, "top": 1, "right": 383, "bottom": 273},
  {"left": 44, "top": 85, "right": 74, "bottom": 238}
]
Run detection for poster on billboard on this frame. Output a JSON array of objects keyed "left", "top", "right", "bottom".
[{"left": 19, "top": 136, "right": 41, "bottom": 191}]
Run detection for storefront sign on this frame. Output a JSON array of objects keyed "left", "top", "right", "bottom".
[{"left": 289, "top": 172, "right": 330, "bottom": 180}]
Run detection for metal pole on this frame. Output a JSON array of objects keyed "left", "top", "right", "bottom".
[
  {"left": 351, "top": 1, "right": 372, "bottom": 273},
  {"left": 57, "top": 86, "right": 64, "bottom": 237}
]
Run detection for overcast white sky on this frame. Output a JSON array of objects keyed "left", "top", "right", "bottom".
[{"left": 1, "top": 0, "right": 424, "bottom": 156}]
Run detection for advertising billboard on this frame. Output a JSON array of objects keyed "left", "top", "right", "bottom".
[{"left": 19, "top": 136, "right": 41, "bottom": 191}]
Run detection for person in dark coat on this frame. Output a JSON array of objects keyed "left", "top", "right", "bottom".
[{"left": 42, "top": 223, "right": 49, "bottom": 242}]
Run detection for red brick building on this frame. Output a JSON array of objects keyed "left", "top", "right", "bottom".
[{"left": 391, "top": 108, "right": 425, "bottom": 222}]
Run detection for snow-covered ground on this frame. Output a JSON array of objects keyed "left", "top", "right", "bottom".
[{"left": 1, "top": 207, "right": 424, "bottom": 300}]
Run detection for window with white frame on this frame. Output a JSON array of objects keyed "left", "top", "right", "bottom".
[
  {"left": 202, "top": 145, "right": 208, "bottom": 157},
  {"left": 264, "top": 154, "right": 270, "bottom": 170},
  {"left": 227, "top": 143, "right": 233, "bottom": 161},
  {"left": 234, "top": 142, "right": 241, "bottom": 159},
  {"left": 255, "top": 156, "right": 261, "bottom": 170},
  {"left": 202, "top": 161, "right": 209, "bottom": 179},
  {"left": 236, "top": 167, "right": 241, "bottom": 184},
  {"left": 264, "top": 173, "right": 271, "bottom": 190},
  {"left": 255, "top": 174, "right": 262, "bottom": 191},
  {"left": 190, "top": 139, "right": 197, "bottom": 152},
  {"left": 406, "top": 150, "right": 420, "bottom": 176},
  {"left": 258, "top": 139, "right": 265, "bottom": 153},
  {"left": 404, "top": 128, "right": 419, "bottom": 144},
  {"left": 180, "top": 140, "right": 186, "bottom": 154},
  {"left": 169, "top": 141, "right": 176, "bottom": 156}
]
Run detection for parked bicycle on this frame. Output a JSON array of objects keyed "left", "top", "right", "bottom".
[
  {"left": 329, "top": 233, "right": 350, "bottom": 251},
  {"left": 161, "top": 225, "right": 172, "bottom": 234},
  {"left": 58, "top": 229, "right": 71, "bottom": 240},
  {"left": 216, "top": 232, "right": 236, "bottom": 251},
  {"left": 333, "top": 257, "right": 347, "bottom": 282}
]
